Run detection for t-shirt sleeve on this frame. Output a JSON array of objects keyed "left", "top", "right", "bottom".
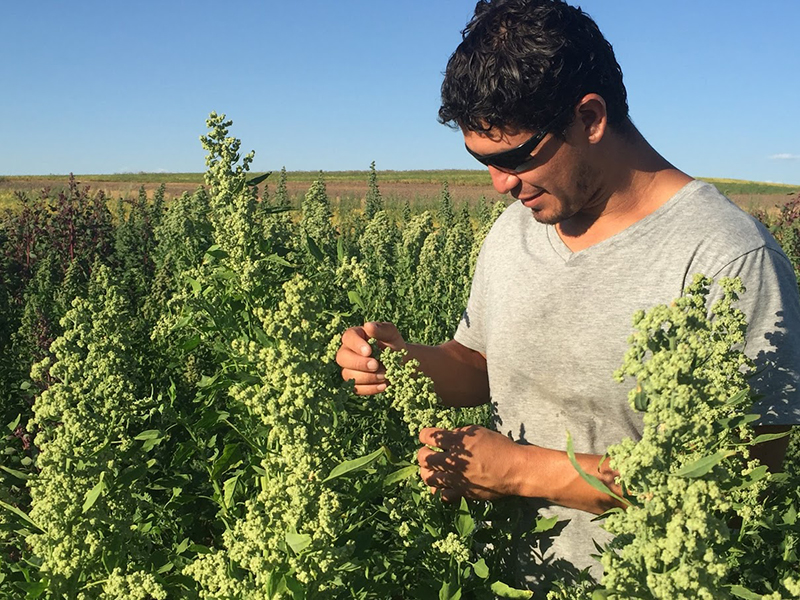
[
  {"left": 710, "top": 246, "right": 800, "bottom": 425},
  {"left": 454, "top": 239, "right": 489, "bottom": 354}
]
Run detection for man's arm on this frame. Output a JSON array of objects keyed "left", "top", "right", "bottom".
[
  {"left": 417, "top": 426, "right": 625, "bottom": 514},
  {"left": 418, "top": 425, "right": 793, "bottom": 514}
]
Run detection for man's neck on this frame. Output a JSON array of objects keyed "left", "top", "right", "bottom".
[{"left": 555, "top": 132, "right": 693, "bottom": 252}]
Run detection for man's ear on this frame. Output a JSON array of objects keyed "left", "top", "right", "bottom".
[{"left": 575, "top": 93, "right": 608, "bottom": 144}]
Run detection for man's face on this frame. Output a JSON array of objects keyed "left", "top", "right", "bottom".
[{"left": 463, "top": 124, "right": 600, "bottom": 225}]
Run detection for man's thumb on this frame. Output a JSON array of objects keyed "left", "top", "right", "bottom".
[{"left": 363, "top": 321, "right": 406, "bottom": 350}]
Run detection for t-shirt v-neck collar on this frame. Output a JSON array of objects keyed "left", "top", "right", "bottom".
[{"left": 544, "top": 180, "right": 704, "bottom": 263}]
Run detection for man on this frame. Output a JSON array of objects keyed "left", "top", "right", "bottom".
[{"left": 336, "top": 0, "right": 800, "bottom": 591}]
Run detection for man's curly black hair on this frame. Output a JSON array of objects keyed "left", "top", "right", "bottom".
[{"left": 439, "top": 0, "right": 630, "bottom": 137}]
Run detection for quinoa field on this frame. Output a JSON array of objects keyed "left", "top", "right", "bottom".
[{"left": 1, "top": 114, "right": 799, "bottom": 599}]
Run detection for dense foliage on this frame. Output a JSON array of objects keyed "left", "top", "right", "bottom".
[{"left": 1, "top": 116, "right": 799, "bottom": 599}]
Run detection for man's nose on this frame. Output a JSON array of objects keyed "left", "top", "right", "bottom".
[{"left": 488, "top": 165, "right": 520, "bottom": 195}]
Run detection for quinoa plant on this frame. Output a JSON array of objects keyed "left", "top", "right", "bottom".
[
  {"left": 364, "top": 161, "right": 383, "bottom": 220},
  {"left": 553, "top": 275, "right": 800, "bottom": 599}
]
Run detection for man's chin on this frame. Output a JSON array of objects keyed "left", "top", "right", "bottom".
[{"left": 528, "top": 208, "right": 561, "bottom": 225}]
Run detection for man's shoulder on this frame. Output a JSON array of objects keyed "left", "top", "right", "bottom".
[{"left": 661, "top": 180, "right": 784, "bottom": 260}]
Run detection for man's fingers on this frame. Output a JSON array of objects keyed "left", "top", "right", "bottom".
[
  {"left": 337, "top": 323, "right": 404, "bottom": 397},
  {"left": 419, "top": 427, "right": 463, "bottom": 450},
  {"left": 353, "top": 383, "right": 387, "bottom": 396},
  {"left": 341, "top": 327, "right": 372, "bottom": 356},
  {"left": 420, "top": 468, "right": 450, "bottom": 489},
  {"left": 417, "top": 445, "right": 451, "bottom": 471},
  {"left": 341, "top": 367, "right": 386, "bottom": 385},
  {"left": 337, "top": 346, "right": 382, "bottom": 373},
  {"left": 363, "top": 321, "right": 406, "bottom": 350}
]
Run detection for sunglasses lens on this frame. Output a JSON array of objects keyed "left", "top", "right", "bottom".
[
  {"left": 490, "top": 150, "right": 530, "bottom": 171},
  {"left": 466, "top": 130, "right": 545, "bottom": 171}
]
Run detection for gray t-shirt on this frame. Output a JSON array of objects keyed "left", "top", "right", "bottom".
[{"left": 454, "top": 180, "right": 800, "bottom": 591}]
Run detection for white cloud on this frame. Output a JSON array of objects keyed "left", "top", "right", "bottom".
[{"left": 768, "top": 153, "right": 800, "bottom": 160}]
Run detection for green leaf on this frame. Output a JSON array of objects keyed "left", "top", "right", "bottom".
[
  {"left": 265, "top": 253, "right": 295, "bottom": 268},
  {"left": 489, "top": 581, "right": 533, "bottom": 598},
  {"left": 185, "top": 276, "right": 201, "bottom": 295},
  {"left": 455, "top": 497, "right": 475, "bottom": 537},
  {"left": 252, "top": 325, "right": 273, "bottom": 348},
  {"left": 285, "top": 532, "right": 312, "bottom": 554},
  {"left": 15, "top": 579, "right": 48, "bottom": 598},
  {"left": 171, "top": 314, "right": 191, "bottom": 331},
  {"left": 566, "top": 432, "right": 629, "bottom": 506},
  {"left": 176, "top": 537, "right": 191, "bottom": 555},
  {"left": 439, "top": 581, "right": 462, "bottom": 600},
  {"left": 135, "top": 429, "right": 165, "bottom": 452},
  {"left": 740, "top": 465, "right": 770, "bottom": 488},
  {"left": 729, "top": 585, "right": 763, "bottom": 600},
  {"left": 285, "top": 575, "right": 306, "bottom": 600},
  {"left": 247, "top": 172, "right": 271, "bottom": 186},
  {"left": 674, "top": 450, "right": 733, "bottom": 478},
  {"left": 196, "top": 374, "right": 218, "bottom": 389},
  {"left": 265, "top": 572, "right": 288, "bottom": 599},
  {"left": 347, "top": 290, "right": 367, "bottom": 314},
  {"left": 633, "top": 387, "right": 648, "bottom": 411},
  {"left": 82, "top": 472, "right": 106, "bottom": 513},
  {"left": 6, "top": 414, "right": 21, "bottom": 431},
  {"left": 750, "top": 431, "right": 791, "bottom": 445},
  {"left": 323, "top": 447, "right": 386, "bottom": 482},
  {"left": 222, "top": 473, "right": 240, "bottom": 508},
  {"left": 204, "top": 244, "right": 228, "bottom": 260},
  {"left": 0, "top": 465, "right": 30, "bottom": 481},
  {"left": 383, "top": 465, "right": 418, "bottom": 487},
  {"left": 782, "top": 503, "right": 797, "bottom": 525},
  {"left": 336, "top": 236, "right": 344, "bottom": 263},
  {"left": 718, "top": 413, "right": 760, "bottom": 429},
  {"left": 532, "top": 515, "right": 559, "bottom": 534},
  {"left": 211, "top": 443, "right": 243, "bottom": 479},
  {"left": 181, "top": 334, "right": 201, "bottom": 352},
  {"left": 472, "top": 558, "right": 489, "bottom": 579},
  {"left": 0, "top": 499, "right": 43, "bottom": 534},
  {"left": 193, "top": 409, "right": 228, "bottom": 429},
  {"left": 724, "top": 389, "right": 751, "bottom": 407},
  {"left": 157, "top": 561, "right": 174, "bottom": 574},
  {"left": 305, "top": 234, "right": 324, "bottom": 262}
]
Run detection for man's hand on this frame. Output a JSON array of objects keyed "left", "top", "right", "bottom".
[
  {"left": 336, "top": 321, "right": 406, "bottom": 395},
  {"left": 337, "top": 325, "right": 489, "bottom": 407},
  {"left": 417, "top": 425, "right": 523, "bottom": 503}
]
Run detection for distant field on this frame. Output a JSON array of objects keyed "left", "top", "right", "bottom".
[{"left": 1, "top": 172, "right": 797, "bottom": 214}]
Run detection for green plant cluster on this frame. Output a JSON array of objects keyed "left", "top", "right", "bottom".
[
  {"left": 551, "top": 276, "right": 800, "bottom": 599},
  {"left": 0, "top": 114, "right": 530, "bottom": 599}
]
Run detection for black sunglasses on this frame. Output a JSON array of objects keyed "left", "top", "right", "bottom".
[{"left": 464, "top": 112, "right": 566, "bottom": 173}]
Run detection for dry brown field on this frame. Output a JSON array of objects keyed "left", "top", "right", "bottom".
[{"left": 0, "top": 174, "right": 796, "bottom": 216}]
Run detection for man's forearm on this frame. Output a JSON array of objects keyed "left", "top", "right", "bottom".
[
  {"left": 511, "top": 444, "right": 625, "bottom": 514},
  {"left": 405, "top": 340, "right": 489, "bottom": 408},
  {"left": 508, "top": 427, "right": 790, "bottom": 515}
]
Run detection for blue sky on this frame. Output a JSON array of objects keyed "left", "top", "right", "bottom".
[{"left": 2, "top": 0, "right": 799, "bottom": 184}]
